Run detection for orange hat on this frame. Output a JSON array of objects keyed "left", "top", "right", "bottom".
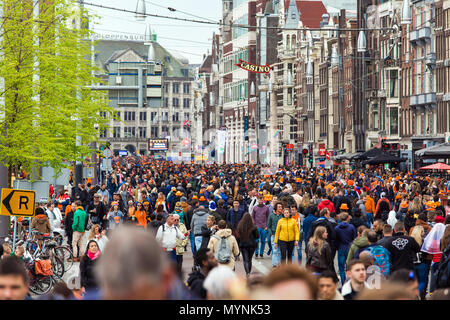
[
  {"left": 395, "top": 194, "right": 402, "bottom": 200},
  {"left": 176, "top": 191, "right": 182, "bottom": 196},
  {"left": 192, "top": 196, "right": 198, "bottom": 200},
  {"left": 400, "top": 201, "right": 409, "bottom": 209},
  {"left": 171, "top": 187, "right": 177, "bottom": 192},
  {"left": 111, "top": 201, "right": 119, "bottom": 206},
  {"left": 199, "top": 196, "right": 206, "bottom": 201},
  {"left": 264, "top": 194, "right": 273, "bottom": 201},
  {"left": 340, "top": 203, "right": 349, "bottom": 210},
  {"left": 347, "top": 180, "right": 354, "bottom": 186}
]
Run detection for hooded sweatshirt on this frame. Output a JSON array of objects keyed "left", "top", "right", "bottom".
[
  {"left": 335, "top": 222, "right": 357, "bottom": 251},
  {"left": 31, "top": 214, "right": 51, "bottom": 235},
  {"left": 346, "top": 236, "right": 369, "bottom": 265},
  {"left": 318, "top": 199, "right": 335, "bottom": 214},
  {"left": 190, "top": 207, "right": 209, "bottom": 236},
  {"left": 72, "top": 207, "right": 87, "bottom": 233},
  {"left": 207, "top": 228, "right": 239, "bottom": 270}
]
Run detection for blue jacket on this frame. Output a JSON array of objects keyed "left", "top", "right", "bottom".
[
  {"left": 335, "top": 222, "right": 357, "bottom": 251},
  {"left": 226, "top": 208, "right": 244, "bottom": 229},
  {"left": 303, "top": 214, "right": 318, "bottom": 244}
]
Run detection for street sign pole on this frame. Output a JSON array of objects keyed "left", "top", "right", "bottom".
[{"left": 12, "top": 218, "right": 17, "bottom": 251}]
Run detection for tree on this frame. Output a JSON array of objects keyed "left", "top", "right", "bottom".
[{"left": 0, "top": 0, "right": 113, "bottom": 187}]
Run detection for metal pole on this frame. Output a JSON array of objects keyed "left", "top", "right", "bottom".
[{"left": 12, "top": 218, "right": 17, "bottom": 251}]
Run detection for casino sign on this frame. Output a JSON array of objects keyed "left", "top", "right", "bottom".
[{"left": 235, "top": 59, "right": 271, "bottom": 74}]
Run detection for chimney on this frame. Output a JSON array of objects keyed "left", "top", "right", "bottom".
[{"left": 320, "top": 13, "right": 330, "bottom": 27}]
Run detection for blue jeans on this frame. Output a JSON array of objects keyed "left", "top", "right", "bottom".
[
  {"left": 292, "top": 241, "right": 302, "bottom": 263},
  {"left": 414, "top": 262, "right": 430, "bottom": 298},
  {"left": 338, "top": 249, "right": 349, "bottom": 284},
  {"left": 429, "top": 262, "right": 440, "bottom": 293},
  {"left": 189, "top": 232, "right": 195, "bottom": 257},
  {"left": 194, "top": 236, "right": 203, "bottom": 253},
  {"left": 270, "top": 235, "right": 281, "bottom": 267},
  {"left": 366, "top": 212, "right": 373, "bottom": 227},
  {"left": 256, "top": 228, "right": 268, "bottom": 256}
]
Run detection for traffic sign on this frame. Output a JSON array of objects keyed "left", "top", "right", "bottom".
[
  {"left": 103, "top": 148, "right": 112, "bottom": 158},
  {"left": 83, "top": 167, "right": 95, "bottom": 179},
  {"left": 0, "top": 189, "right": 36, "bottom": 217}
]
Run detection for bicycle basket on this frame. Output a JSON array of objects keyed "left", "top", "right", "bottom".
[{"left": 35, "top": 260, "right": 53, "bottom": 276}]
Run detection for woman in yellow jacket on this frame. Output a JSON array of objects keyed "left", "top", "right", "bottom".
[{"left": 274, "top": 208, "right": 299, "bottom": 264}]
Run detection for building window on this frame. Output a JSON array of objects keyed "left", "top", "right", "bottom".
[
  {"left": 124, "top": 127, "right": 136, "bottom": 137},
  {"left": 173, "top": 82, "right": 180, "bottom": 93},
  {"left": 113, "top": 127, "right": 121, "bottom": 138},
  {"left": 184, "top": 112, "right": 190, "bottom": 121},
  {"left": 151, "top": 112, "right": 158, "bottom": 122},
  {"left": 172, "top": 112, "right": 179, "bottom": 122},
  {"left": 183, "top": 98, "right": 190, "bottom": 109},
  {"left": 389, "top": 107, "right": 398, "bottom": 135},
  {"left": 162, "top": 112, "right": 168, "bottom": 121},
  {"left": 164, "top": 98, "right": 169, "bottom": 108},
  {"left": 165, "top": 82, "right": 169, "bottom": 93},
  {"left": 183, "top": 83, "right": 190, "bottom": 94},
  {"left": 139, "top": 127, "right": 146, "bottom": 138},
  {"left": 99, "top": 129, "right": 107, "bottom": 138},
  {"left": 124, "top": 111, "right": 135, "bottom": 121},
  {"left": 151, "top": 127, "right": 158, "bottom": 138},
  {"left": 114, "top": 111, "right": 121, "bottom": 121},
  {"left": 99, "top": 111, "right": 107, "bottom": 118},
  {"left": 139, "top": 112, "right": 147, "bottom": 121},
  {"left": 173, "top": 98, "right": 179, "bottom": 108}
]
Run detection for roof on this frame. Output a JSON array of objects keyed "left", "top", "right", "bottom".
[
  {"left": 93, "top": 40, "right": 194, "bottom": 78},
  {"left": 283, "top": 0, "right": 328, "bottom": 29},
  {"left": 199, "top": 55, "right": 213, "bottom": 73}
]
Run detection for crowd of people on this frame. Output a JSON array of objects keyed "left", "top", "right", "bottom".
[{"left": 1, "top": 155, "right": 450, "bottom": 300}]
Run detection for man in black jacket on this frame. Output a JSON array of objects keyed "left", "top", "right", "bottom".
[
  {"left": 186, "top": 248, "right": 218, "bottom": 300},
  {"left": 86, "top": 194, "right": 107, "bottom": 228},
  {"left": 385, "top": 222, "right": 420, "bottom": 273}
]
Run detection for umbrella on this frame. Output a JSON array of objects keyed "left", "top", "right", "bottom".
[
  {"left": 415, "top": 143, "right": 450, "bottom": 158},
  {"left": 363, "top": 152, "right": 406, "bottom": 165},
  {"left": 419, "top": 162, "right": 450, "bottom": 170}
]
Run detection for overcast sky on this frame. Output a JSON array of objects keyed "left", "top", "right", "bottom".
[{"left": 84, "top": 0, "right": 222, "bottom": 64}]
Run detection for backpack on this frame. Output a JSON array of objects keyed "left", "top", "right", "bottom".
[
  {"left": 434, "top": 245, "right": 450, "bottom": 290},
  {"left": 381, "top": 210, "right": 389, "bottom": 222},
  {"left": 364, "top": 245, "right": 391, "bottom": 277},
  {"left": 213, "top": 235, "right": 232, "bottom": 264}
]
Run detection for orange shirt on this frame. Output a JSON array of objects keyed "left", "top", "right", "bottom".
[{"left": 135, "top": 210, "right": 147, "bottom": 229}]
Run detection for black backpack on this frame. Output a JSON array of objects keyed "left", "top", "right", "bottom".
[{"left": 434, "top": 245, "right": 450, "bottom": 290}]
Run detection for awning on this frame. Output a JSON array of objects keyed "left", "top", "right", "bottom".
[
  {"left": 352, "top": 148, "right": 384, "bottom": 160},
  {"left": 363, "top": 153, "right": 406, "bottom": 165},
  {"left": 419, "top": 162, "right": 450, "bottom": 170},
  {"left": 415, "top": 143, "right": 450, "bottom": 158},
  {"left": 333, "top": 152, "right": 360, "bottom": 161}
]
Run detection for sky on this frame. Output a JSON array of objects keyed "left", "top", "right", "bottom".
[{"left": 83, "top": 0, "right": 222, "bottom": 65}]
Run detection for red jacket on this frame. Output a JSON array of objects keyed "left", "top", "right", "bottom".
[{"left": 318, "top": 199, "right": 335, "bottom": 214}]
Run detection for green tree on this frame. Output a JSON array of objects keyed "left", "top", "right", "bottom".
[{"left": 0, "top": 0, "right": 112, "bottom": 186}]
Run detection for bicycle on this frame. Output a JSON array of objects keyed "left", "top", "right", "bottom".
[{"left": 27, "top": 230, "right": 65, "bottom": 279}]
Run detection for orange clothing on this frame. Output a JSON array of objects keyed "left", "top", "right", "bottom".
[
  {"left": 134, "top": 210, "right": 147, "bottom": 229},
  {"left": 64, "top": 204, "right": 72, "bottom": 216},
  {"left": 365, "top": 196, "right": 375, "bottom": 214},
  {"left": 128, "top": 206, "right": 135, "bottom": 218}
]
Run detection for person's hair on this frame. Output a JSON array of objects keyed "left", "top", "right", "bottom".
[
  {"left": 207, "top": 215, "right": 216, "bottom": 224},
  {"left": 389, "top": 269, "right": 417, "bottom": 284},
  {"left": 88, "top": 224, "right": 101, "bottom": 240},
  {"left": 445, "top": 215, "right": 450, "bottom": 226},
  {"left": 357, "top": 225, "right": 368, "bottom": 236},
  {"left": 410, "top": 226, "right": 424, "bottom": 246},
  {"left": 274, "top": 202, "right": 284, "bottom": 211},
  {"left": 440, "top": 225, "right": 450, "bottom": 251},
  {"left": 340, "top": 212, "right": 349, "bottom": 221},
  {"left": 346, "top": 259, "right": 365, "bottom": 272},
  {"left": 48, "top": 281, "right": 75, "bottom": 300},
  {"left": 85, "top": 240, "right": 99, "bottom": 255},
  {"left": 309, "top": 226, "right": 327, "bottom": 255},
  {"left": 418, "top": 212, "right": 428, "bottom": 222},
  {"left": 203, "top": 265, "right": 238, "bottom": 300},
  {"left": 427, "top": 210, "right": 437, "bottom": 222},
  {"left": 217, "top": 199, "right": 225, "bottom": 208},
  {"left": 263, "top": 264, "right": 318, "bottom": 299},
  {"left": 393, "top": 221, "right": 405, "bottom": 233},
  {"left": 156, "top": 214, "right": 163, "bottom": 221},
  {"left": 15, "top": 246, "right": 25, "bottom": 255},
  {"left": 356, "top": 283, "right": 416, "bottom": 300},
  {"left": 367, "top": 230, "right": 378, "bottom": 244},
  {"left": 95, "top": 226, "right": 168, "bottom": 299},
  {"left": 237, "top": 213, "right": 255, "bottom": 243},
  {"left": 218, "top": 220, "right": 227, "bottom": 229},
  {"left": 74, "top": 200, "right": 82, "bottom": 207},
  {"left": 301, "top": 193, "right": 311, "bottom": 208},
  {"left": 0, "top": 256, "right": 28, "bottom": 285},
  {"left": 383, "top": 223, "right": 393, "bottom": 234},
  {"left": 318, "top": 270, "right": 339, "bottom": 284},
  {"left": 2, "top": 243, "right": 12, "bottom": 255},
  {"left": 319, "top": 208, "right": 329, "bottom": 217},
  {"left": 195, "top": 248, "right": 211, "bottom": 267}
]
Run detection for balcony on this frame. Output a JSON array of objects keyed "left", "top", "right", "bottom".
[
  {"left": 445, "top": 59, "right": 450, "bottom": 67},
  {"left": 409, "top": 93, "right": 436, "bottom": 112},
  {"left": 410, "top": 95, "right": 418, "bottom": 107},
  {"left": 410, "top": 27, "right": 431, "bottom": 46},
  {"left": 426, "top": 53, "right": 436, "bottom": 69}
]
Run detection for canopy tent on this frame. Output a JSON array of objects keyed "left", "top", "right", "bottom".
[
  {"left": 316, "top": 160, "right": 343, "bottom": 166},
  {"left": 419, "top": 162, "right": 450, "bottom": 170},
  {"left": 362, "top": 153, "right": 406, "bottom": 165},
  {"left": 415, "top": 143, "right": 450, "bottom": 158},
  {"left": 351, "top": 148, "right": 384, "bottom": 160}
]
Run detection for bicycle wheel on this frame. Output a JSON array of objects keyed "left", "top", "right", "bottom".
[
  {"left": 53, "top": 246, "right": 73, "bottom": 272},
  {"left": 29, "top": 274, "right": 53, "bottom": 295},
  {"left": 27, "top": 241, "right": 40, "bottom": 257},
  {"left": 51, "top": 255, "right": 65, "bottom": 279}
]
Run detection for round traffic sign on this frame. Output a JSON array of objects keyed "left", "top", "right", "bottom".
[{"left": 103, "top": 148, "right": 112, "bottom": 158}]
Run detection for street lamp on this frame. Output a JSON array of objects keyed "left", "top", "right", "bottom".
[
  {"left": 136, "top": 0, "right": 146, "bottom": 21},
  {"left": 401, "top": 0, "right": 412, "bottom": 25},
  {"left": 357, "top": 30, "right": 366, "bottom": 53}
]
